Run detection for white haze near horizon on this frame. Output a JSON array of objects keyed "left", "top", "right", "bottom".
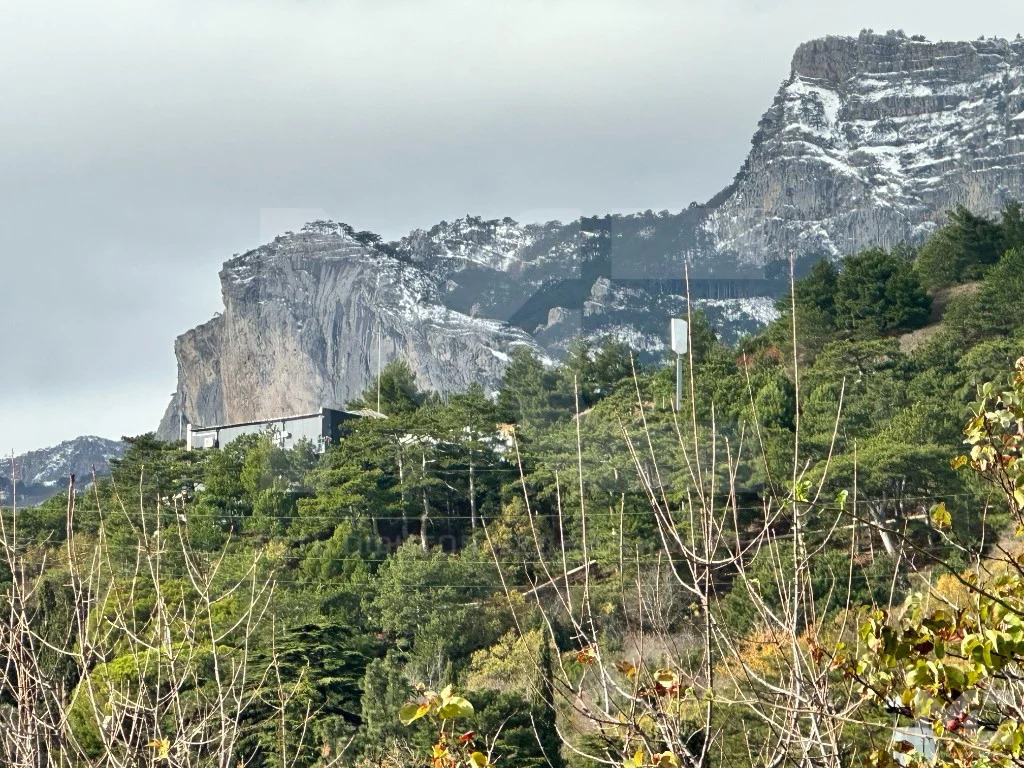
[{"left": 1, "top": 0, "right": 1022, "bottom": 454}]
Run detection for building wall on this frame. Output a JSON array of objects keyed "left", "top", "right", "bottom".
[
  {"left": 188, "top": 408, "right": 361, "bottom": 451},
  {"left": 189, "top": 427, "right": 220, "bottom": 450},
  {"left": 219, "top": 415, "right": 321, "bottom": 450}
]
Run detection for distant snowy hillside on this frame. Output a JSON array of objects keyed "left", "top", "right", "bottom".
[{"left": 0, "top": 436, "right": 124, "bottom": 507}]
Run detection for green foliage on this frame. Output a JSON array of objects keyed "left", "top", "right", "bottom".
[
  {"left": 676, "top": 308, "right": 720, "bottom": 365},
  {"left": 193, "top": 432, "right": 255, "bottom": 534},
  {"left": 359, "top": 650, "right": 422, "bottom": 756},
  {"left": 942, "top": 248, "right": 1024, "bottom": 344},
  {"left": 835, "top": 247, "right": 931, "bottom": 333},
  {"left": 239, "top": 623, "right": 379, "bottom": 767},
  {"left": 107, "top": 432, "right": 207, "bottom": 512},
  {"left": 497, "top": 346, "right": 572, "bottom": 430},
  {"left": 916, "top": 205, "right": 1004, "bottom": 288},
  {"left": 365, "top": 542, "right": 505, "bottom": 667},
  {"left": 853, "top": 572, "right": 1024, "bottom": 768},
  {"left": 350, "top": 359, "right": 425, "bottom": 416},
  {"left": 845, "top": 362, "right": 1024, "bottom": 768},
  {"left": 774, "top": 257, "right": 838, "bottom": 353},
  {"left": 1001, "top": 200, "right": 1024, "bottom": 254},
  {"left": 15, "top": 205, "right": 1024, "bottom": 767},
  {"left": 752, "top": 374, "right": 795, "bottom": 431},
  {"left": 68, "top": 645, "right": 219, "bottom": 758},
  {"left": 769, "top": 246, "right": 929, "bottom": 356},
  {"left": 472, "top": 688, "right": 564, "bottom": 768},
  {"left": 565, "top": 335, "right": 635, "bottom": 408},
  {"left": 239, "top": 434, "right": 317, "bottom": 537},
  {"left": 956, "top": 358, "right": 1024, "bottom": 516},
  {"left": 397, "top": 684, "right": 492, "bottom": 767}
]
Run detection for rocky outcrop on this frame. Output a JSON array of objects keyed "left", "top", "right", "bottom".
[
  {"left": 158, "top": 31, "right": 1024, "bottom": 436},
  {"left": 704, "top": 31, "right": 1024, "bottom": 266},
  {"left": 0, "top": 436, "right": 124, "bottom": 507},
  {"left": 157, "top": 222, "right": 543, "bottom": 435}
]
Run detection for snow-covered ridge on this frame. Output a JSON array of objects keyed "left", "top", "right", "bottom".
[
  {"left": 398, "top": 216, "right": 536, "bottom": 273},
  {"left": 704, "top": 30, "right": 1024, "bottom": 266},
  {"left": 0, "top": 436, "right": 124, "bottom": 505},
  {"left": 223, "top": 220, "right": 536, "bottom": 345}
]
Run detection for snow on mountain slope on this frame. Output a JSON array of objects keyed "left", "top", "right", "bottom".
[
  {"left": 703, "top": 31, "right": 1024, "bottom": 266},
  {"left": 157, "top": 31, "right": 1024, "bottom": 435},
  {"left": 0, "top": 436, "right": 124, "bottom": 506},
  {"left": 158, "top": 222, "right": 544, "bottom": 435}
]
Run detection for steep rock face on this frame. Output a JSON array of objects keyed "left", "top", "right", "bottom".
[
  {"left": 703, "top": 31, "right": 1024, "bottom": 265},
  {"left": 157, "top": 223, "right": 543, "bottom": 435},
  {"left": 0, "top": 436, "right": 125, "bottom": 506},
  {"left": 158, "top": 32, "right": 1024, "bottom": 435}
]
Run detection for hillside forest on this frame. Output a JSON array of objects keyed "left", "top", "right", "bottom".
[{"left": 3, "top": 202, "right": 1024, "bottom": 768}]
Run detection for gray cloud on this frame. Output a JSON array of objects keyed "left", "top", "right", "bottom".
[{"left": 1, "top": 0, "right": 1021, "bottom": 452}]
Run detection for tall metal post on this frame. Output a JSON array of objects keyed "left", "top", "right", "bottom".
[
  {"left": 376, "top": 325, "right": 382, "bottom": 414},
  {"left": 172, "top": 391, "right": 183, "bottom": 442},
  {"left": 670, "top": 317, "right": 688, "bottom": 413},
  {"left": 676, "top": 353, "right": 683, "bottom": 413}
]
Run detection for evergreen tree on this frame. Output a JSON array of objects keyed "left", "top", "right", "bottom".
[
  {"left": 943, "top": 248, "right": 1024, "bottom": 343},
  {"left": 752, "top": 374, "right": 796, "bottom": 431},
  {"left": 350, "top": 360, "right": 424, "bottom": 416},
  {"left": 496, "top": 346, "right": 571, "bottom": 430},
  {"left": 298, "top": 417, "right": 402, "bottom": 542},
  {"left": 776, "top": 257, "right": 838, "bottom": 329},
  {"left": 563, "top": 335, "right": 634, "bottom": 408},
  {"left": 432, "top": 383, "right": 507, "bottom": 531},
  {"left": 358, "top": 650, "right": 427, "bottom": 757},
  {"left": 107, "top": 432, "right": 206, "bottom": 511},
  {"left": 192, "top": 432, "right": 258, "bottom": 543},
  {"left": 916, "top": 206, "right": 1004, "bottom": 288},
  {"left": 240, "top": 433, "right": 305, "bottom": 537},
  {"left": 364, "top": 542, "right": 504, "bottom": 674},
  {"left": 472, "top": 689, "right": 565, "bottom": 768},
  {"left": 1000, "top": 200, "right": 1024, "bottom": 254},
  {"left": 238, "top": 623, "right": 378, "bottom": 767},
  {"left": 835, "top": 247, "right": 931, "bottom": 333}
]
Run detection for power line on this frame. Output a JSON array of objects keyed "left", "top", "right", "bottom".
[{"left": 49, "top": 491, "right": 980, "bottom": 522}]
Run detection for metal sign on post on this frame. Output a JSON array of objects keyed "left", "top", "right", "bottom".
[
  {"left": 670, "top": 318, "right": 689, "bottom": 413},
  {"left": 670, "top": 318, "right": 689, "bottom": 355}
]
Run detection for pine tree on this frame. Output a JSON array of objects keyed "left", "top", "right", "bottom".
[
  {"left": 349, "top": 360, "right": 424, "bottom": 416},
  {"left": 835, "top": 247, "right": 931, "bottom": 333},
  {"left": 916, "top": 206, "right": 1004, "bottom": 288},
  {"left": 298, "top": 417, "right": 402, "bottom": 542},
  {"left": 1000, "top": 200, "right": 1024, "bottom": 254},
  {"left": 496, "top": 347, "right": 572, "bottom": 431}
]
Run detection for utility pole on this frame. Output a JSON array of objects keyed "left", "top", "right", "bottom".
[
  {"left": 172, "top": 391, "right": 183, "bottom": 442},
  {"left": 376, "top": 324, "right": 382, "bottom": 414},
  {"left": 676, "top": 353, "right": 683, "bottom": 413},
  {"left": 670, "top": 317, "right": 689, "bottom": 412}
]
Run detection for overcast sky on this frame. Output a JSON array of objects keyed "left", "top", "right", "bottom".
[{"left": 1, "top": 0, "right": 1022, "bottom": 454}]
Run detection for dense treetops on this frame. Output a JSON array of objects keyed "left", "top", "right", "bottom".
[
  {"left": 4, "top": 202, "right": 1024, "bottom": 767},
  {"left": 915, "top": 201, "right": 1024, "bottom": 289},
  {"left": 778, "top": 246, "right": 932, "bottom": 339}
]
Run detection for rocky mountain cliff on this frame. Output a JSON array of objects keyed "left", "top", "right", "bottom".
[
  {"left": 159, "top": 222, "right": 544, "bottom": 434},
  {"left": 157, "top": 30, "right": 1024, "bottom": 437},
  {"left": 705, "top": 31, "right": 1024, "bottom": 264},
  {"left": 0, "top": 436, "right": 125, "bottom": 507}
]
